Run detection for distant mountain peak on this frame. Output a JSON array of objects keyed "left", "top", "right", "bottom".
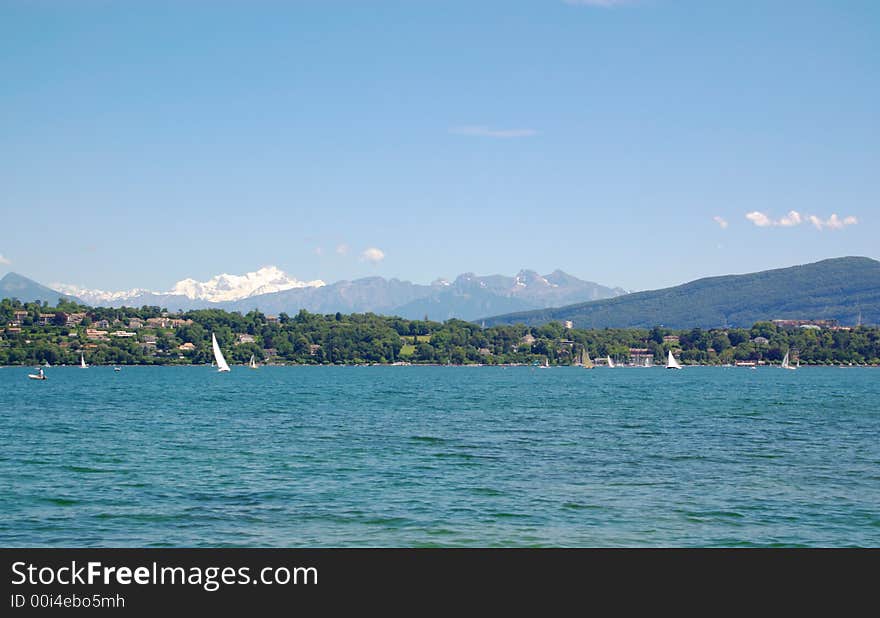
[
  {"left": 514, "top": 269, "right": 555, "bottom": 288},
  {"left": 0, "top": 272, "right": 81, "bottom": 304},
  {"left": 56, "top": 265, "right": 326, "bottom": 305},
  {"left": 168, "top": 266, "right": 325, "bottom": 302}
]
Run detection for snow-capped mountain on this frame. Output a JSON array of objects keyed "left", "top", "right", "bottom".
[
  {"left": 167, "top": 266, "right": 325, "bottom": 302},
  {"left": 55, "top": 266, "right": 325, "bottom": 306},
  {"left": 52, "top": 285, "right": 157, "bottom": 305}
]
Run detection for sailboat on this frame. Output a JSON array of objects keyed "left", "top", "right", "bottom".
[
  {"left": 643, "top": 357, "right": 652, "bottom": 368},
  {"left": 580, "top": 349, "right": 594, "bottom": 369},
  {"left": 666, "top": 350, "right": 682, "bottom": 370},
  {"left": 781, "top": 351, "right": 797, "bottom": 370},
  {"left": 248, "top": 354, "right": 259, "bottom": 370},
  {"left": 80, "top": 353, "right": 88, "bottom": 369},
  {"left": 540, "top": 357, "right": 550, "bottom": 369},
  {"left": 212, "top": 333, "right": 231, "bottom": 373},
  {"left": 606, "top": 355, "right": 615, "bottom": 368}
]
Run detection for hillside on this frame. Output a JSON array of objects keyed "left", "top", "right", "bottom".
[
  {"left": 481, "top": 257, "right": 880, "bottom": 329},
  {"left": 0, "top": 272, "right": 81, "bottom": 305}
]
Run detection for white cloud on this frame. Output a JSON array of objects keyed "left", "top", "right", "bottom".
[
  {"left": 336, "top": 244, "right": 349, "bottom": 256},
  {"left": 746, "top": 210, "right": 803, "bottom": 228},
  {"left": 314, "top": 247, "right": 324, "bottom": 256},
  {"left": 361, "top": 247, "right": 385, "bottom": 263},
  {"left": 747, "top": 210, "right": 858, "bottom": 231},
  {"left": 0, "top": 254, "right": 10, "bottom": 265},
  {"left": 450, "top": 126, "right": 540, "bottom": 139},
  {"left": 713, "top": 216, "right": 729, "bottom": 229},
  {"left": 745, "top": 211, "right": 774, "bottom": 227},
  {"left": 777, "top": 210, "right": 802, "bottom": 227},
  {"left": 809, "top": 214, "right": 858, "bottom": 231}
]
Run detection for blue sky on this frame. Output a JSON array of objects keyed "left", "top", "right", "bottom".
[{"left": 1, "top": 0, "right": 877, "bottom": 292}]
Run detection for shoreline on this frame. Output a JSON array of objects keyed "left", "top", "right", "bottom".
[{"left": 3, "top": 362, "right": 878, "bottom": 369}]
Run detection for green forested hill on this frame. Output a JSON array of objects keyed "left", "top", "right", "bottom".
[{"left": 481, "top": 257, "right": 880, "bottom": 328}]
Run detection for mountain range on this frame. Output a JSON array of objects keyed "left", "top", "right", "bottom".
[
  {"left": 481, "top": 257, "right": 880, "bottom": 329},
  {"left": 5, "top": 257, "right": 877, "bottom": 327},
  {"left": 0, "top": 267, "right": 625, "bottom": 321}
]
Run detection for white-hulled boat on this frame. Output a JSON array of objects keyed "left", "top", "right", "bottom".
[
  {"left": 212, "top": 333, "right": 231, "bottom": 373},
  {"left": 28, "top": 367, "right": 47, "bottom": 380},
  {"left": 249, "top": 354, "right": 259, "bottom": 369},
  {"left": 80, "top": 353, "right": 88, "bottom": 369},
  {"left": 606, "top": 355, "right": 615, "bottom": 368},
  {"left": 781, "top": 351, "right": 797, "bottom": 370},
  {"left": 666, "top": 350, "right": 682, "bottom": 370}
]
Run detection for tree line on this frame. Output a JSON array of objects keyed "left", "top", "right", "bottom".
[{"left": 2, "top": 297, "right": 879, "bottom": 366}]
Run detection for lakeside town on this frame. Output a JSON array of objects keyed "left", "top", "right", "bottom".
[{"left": 2, "top": 298, "right": 878, "bottom": 368}]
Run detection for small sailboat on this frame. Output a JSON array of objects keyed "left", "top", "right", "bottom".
[
  {"left": 643, "top": 357, "right": 652, "bottom": 368},
  {"left": 781, "top": 351, "right": 797, "bottom": 370},
  {"left": 28, "top": 367, "right": 47, "bottom": 380},
  {"left": 606, "top": 355, "right": 615, "bottom": 368},
  {"left": 540, "top": 357, "right": 550, "bottom": 369},
  {"left": 80, "top": 353, "right": 88, "bottom": 369},
  {"left": 580, "top": 349, "right": 594, "bottom": 369},
  {"left": 212, "top": 332, "right": 231, "bottom": 373},
  {"left": 666, "top": 350, "right": 682, "bottom": 370},
  {"left": 248, "top": 354, "right": 259, "bottom": 370}
]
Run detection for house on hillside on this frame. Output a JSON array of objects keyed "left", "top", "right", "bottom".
[{"left": 66, "top": 313, "right": 86, "bottom": 326}]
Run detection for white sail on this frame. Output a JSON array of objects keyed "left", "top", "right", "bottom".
[
  {"left": 583, "top": 350, "right": 594, "bottom": 369},
  {"left": 644, "top": 357, "right": 652, "bottom": 368},
  {"left": 80, "top": 353, "right": 88, "bottom": 369},
  {"left": 666, "top": 350, "right": 682, "bottom": 369},
  {"left": 782, "top": 350, "right": 796, "bottom": 370},
  {"left": 249, "top": 354, "right": 258, "bottom": 369},
  {"left": 212, "top": 333, "right": 231, "bottom": 372},
  {"left": 606, "top": 356, "right": 615, "bottom": 368}
]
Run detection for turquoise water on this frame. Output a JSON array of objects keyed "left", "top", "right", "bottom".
[{"left": 1, "top": 365, "right": 878, "bottom": 547}]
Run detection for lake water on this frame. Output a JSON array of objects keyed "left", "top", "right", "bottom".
[{"left": 1, "top": 365, "right": 878, "bottom": 547}]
